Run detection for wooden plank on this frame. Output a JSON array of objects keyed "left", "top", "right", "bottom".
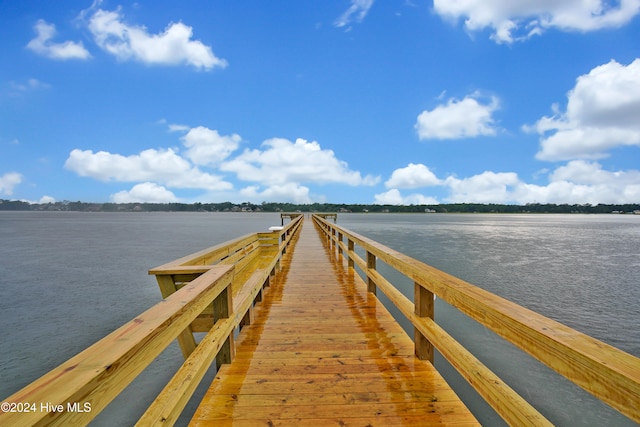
[
  {"left": 201, "top": 389, "right": 464, "bottom": 407},
  {"left": 198, "top": 400, "right": 473, "bottom": 420},
  {"left": 190, "top": 221, "right": 478, "bottom": 426},
  {"left": 189, "top": 415, "right": 479, "bottom": 427}
]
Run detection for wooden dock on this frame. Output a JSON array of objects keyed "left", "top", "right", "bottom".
[
  {"left": 190, "top": 220, "right": 478, "bottom": 426},
  {"left": 2, "top": 213, "right": 639, "bottom": 427}
]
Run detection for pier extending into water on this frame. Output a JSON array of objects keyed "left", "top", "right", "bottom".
[{"left": 1, "top": 214, "right": 639, "bottom": 426}]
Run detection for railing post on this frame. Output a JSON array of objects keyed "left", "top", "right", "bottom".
[
  {"left": 414, "top": 282, "right": 434, "bottom": 363},
  {"left": 155, "top": 275, "right": 197, "bottom": 359},
  {"left": 366, "top": 251, "right": 376, "bottom": 295},
  {"left": 338, "top": 232, "right": 343, "bottom": 257},
  {"left": 213, "top": 284, "right": 235, "bottom": 369},
  {"left": 281, "top": 231, "right": 287, "bottom": 254},
  {"left": 348, "top": 239, "right": 354, "bottom": 269},
  {"left": 331, "top": 228, "right": 336, "bottom": 248}
]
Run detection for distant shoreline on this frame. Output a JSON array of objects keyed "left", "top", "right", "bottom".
[{"left": 1, "top": 199, "right": 639, "bottom": 214}]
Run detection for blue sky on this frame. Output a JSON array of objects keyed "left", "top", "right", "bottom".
[{"left": 1, "top": 0, "right": 640, "bottom": 205}]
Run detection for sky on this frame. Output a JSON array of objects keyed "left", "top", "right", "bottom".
[{"left": 1, "top": 0, "right": 640, "bottom": 205}]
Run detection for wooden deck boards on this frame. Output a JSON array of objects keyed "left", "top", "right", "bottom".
[{"left": 190, "top": 220, "right": 478, "bottom": 426}]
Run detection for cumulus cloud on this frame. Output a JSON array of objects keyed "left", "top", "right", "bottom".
[
  {"left": 64, "top": 148, "right": 232, "bottom": 190},
  {"left": 180, "top": 126, "right": 241, "bottom": 166},
  {"left": 433, "top": 0, "right": 640, "bottom": 44},
  {"left": 39, "top": 195, "right": 56, "bottom": 204},
  {"left": 379, "top": 162, "right": 640, "bottom": 205},
  {"left": 445, "top": 171, "right": 520, "bottom": 203},
  {"left": 240, "top": 183, "right": 313, "bottom": 204},
  {"left": 416, "top": 93, "right": 499, "bottom": 140},
  {"left": 0, "top": 172, "right": 23, "bottom": 195},
  {"left": 63, "top": 128, "right": 381, "bottom": 203},
  {"left": 86, "top": 7, "right": 227, "bottom": 70},
  {"left": 385, "top": 163, "right": 440, "bottom": 188},
  {"left": 335, "top": 0, "right": 375, "bottom": 28},
  {"left": 530, "top": 59, "right": 640, "bottom": 161},
  {"left": 374, "top": 188, "right": 439, "bottom": 205},
  {"left": 111, "top": 182, "right": 178, "bottom": 203},
  {"left": 26, "top": 19, "right": 91, "bottom": 60},
  {"left": 514, "top": 164, "right": 640, "bottom": 205},
  {"left": 221, "top": 137, "right": 380, "bottom": 186}
]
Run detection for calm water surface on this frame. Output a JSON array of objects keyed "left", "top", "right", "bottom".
[{"left": 1, "top": 212, "right": 638, "bottom": 426}]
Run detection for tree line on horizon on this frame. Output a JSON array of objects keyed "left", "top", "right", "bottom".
[{"left": 1, "top": 199, "right": 639, "bottom": 214}]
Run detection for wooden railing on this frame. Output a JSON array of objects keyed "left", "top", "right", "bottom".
[
  {"left": 0, "top": 214, "right": 302, "bottom": 427},
  {"left": 312, "top": 214, "right": 640, "bottom": 426}
]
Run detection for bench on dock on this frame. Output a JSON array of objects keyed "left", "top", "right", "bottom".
[{"left": 1, "top": 214, "right": 639, "bottom": 426}]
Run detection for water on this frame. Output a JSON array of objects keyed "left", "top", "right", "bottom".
[
  {"left": 1, "top": 212, "right": 638, "bottom": 426},
  {"left": 338, "top": 213, "right": 640, "bottom": 426},
  {"left": 0, "top": 211, "right": 280, "bottom": 426}
]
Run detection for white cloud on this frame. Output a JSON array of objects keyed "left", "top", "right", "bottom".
[
  {"left": 540, "top": 161, "right": 640, "bottom": 204},
  {"left": 531, "top": 59, "right": 640, "bottom": 161},
  {"left": 64, "top": 148, "right": 232, "bottom": 190},
  {"left": 445, "top": 164, "right": 640, "bottom": 205},
  {"left": 39, "top": 195, "right": 56, "bottom": 204},
  {"left": 433, "top": 0, "right": 640, "bottom": 44},
  {"left": 221, "top": 137, "right": 380, "bottom": 186},
  {"left": 111, "top": 182, "right": 178, "bottom": 203},
  {"left": 26, "top": 20, "right": 91, "bottom": 60},
  {"left": 377, "top": 161, "right": 640, "bottom": 205},
  {"left": 550, "top": 160, "right": 640, "bottom": 186},
  {"left": 445, "top": 171, "right": 520, "bottom": 203},
  {"left": 63, "top": 129, "right": 379, "bottom": 202},
  {"left": 416, "top": 93, "right": 499, "bottom": 140},
  {"left": 0, "top": 172, "right": 23, "bottom": 196},
  {"left": 385, "top": 163, "right": 441, "bottom": 188},
  {"left": 240, "top": 183, "right": 313, "bottom": 204},
  {"left": 335, "top": 0, "right": 375, "bottom": 28},
  {"left": 180, "top": 126, "right": 241, "bottom": 166},
  {"left": 87, "top": 8, "right": 227, "bottom": 70},
  {"left": 374, "top": 188, "right": 439, "bottom": 205}
]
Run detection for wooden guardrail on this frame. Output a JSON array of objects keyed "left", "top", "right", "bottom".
[
  {"left": 148, "top": 213, "right": 302, "bottom": 359},
  {"left": 312, "top": 214, "right": 640, "bottom": 426},
  {"left": 0, "top": 214, "right": 303, "bottom": 427}
]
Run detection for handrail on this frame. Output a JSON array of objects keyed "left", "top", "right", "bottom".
[
  {"left": 0, "top": 214, "right": 304, "bottom": 427},
  {"left": 149, "top": 214, "right": 303, "bottom": 359},
  {"left": 0, "top": 265, "right": 234, "bottom": 427},
  {"left": 312, "top": 214, "right": 640, "bottom": 426},
  {"left": 149, "top": 212, "right": 303, "bottom": 274}
]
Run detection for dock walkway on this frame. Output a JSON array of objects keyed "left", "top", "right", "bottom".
[{"left": 190, "top": 219, "right": 478, "bottom": 426}]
